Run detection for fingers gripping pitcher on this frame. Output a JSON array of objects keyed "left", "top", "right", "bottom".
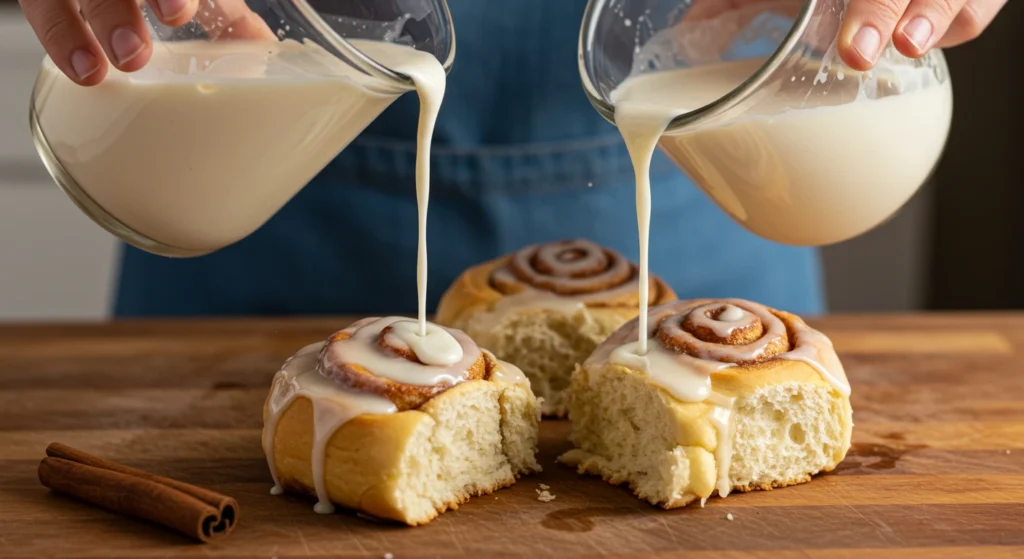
[{"left": 30, "top": 0, "right": 454, "bottom": 257}]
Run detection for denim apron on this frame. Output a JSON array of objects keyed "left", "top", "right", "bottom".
[{"left": 115, "top": 1, "right": 824, "bottom": 317}]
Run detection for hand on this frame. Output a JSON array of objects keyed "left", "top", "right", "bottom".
[
  {"left": 19, "top": 0, "right": 275, "bottom": 86},
  {"left": 682, "top": 0, "right": 1007, "bottom": 71},
  {"left": 840, "top": 0, "right": 1008, "bottom": 70}
]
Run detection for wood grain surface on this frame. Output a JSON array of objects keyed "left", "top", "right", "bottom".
[{"left": 1, "top": 314, "right": 1023, "bottom": 558}]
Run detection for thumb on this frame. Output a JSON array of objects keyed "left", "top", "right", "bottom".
[{"left": 838, "top": 0, "right": 912, "bottom": 70}]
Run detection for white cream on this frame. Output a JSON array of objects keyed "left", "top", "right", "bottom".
[
  {"left": 265, "top": 317, "right": 485, "bottom": 514},
  {"left": 33, "top": 39, "right": 442, "bottom": 254},
  {"left": 608, "top": 340, "right": 727, "bottom": 403},
  {"left": 614, "top": 103, "right": 675, "bottom": 355},
  {"left": 606, "top": 50, "right": 940, "bottom": 501},
  {"left": 716, "top": 304, "right": 746, "bottom": 323},
  {"left": 389, "top": 53, "right": 447, "bottom": 336},
  {"left": 387, "top": 319, "right": 463, "bottom": 366},
  {"left": 323, "top": 317, "right": 479, "bottom": 387},
  {"left": 708, "top": 402, "right": 736, "bottom": 498},
  {"left": 263, "top": 341, "right": 398, "bottom": 513},
  {"left": 257, "top": 39, "right": 452, "bottom": 513},
  {"left": 611, "top": 57, "right": 953, "bottom": 247},
  {"left": 482, "top": 350, "right": 530, "bottom": 387},
  {"left": 597, "top": 299, "right": 850, "bottom": 401},
  {"left": 778, "top": 325, "right": 849, "bottom": 397},
  {"left": 591, "top": 299, "right": 850, "bottom": 502}
]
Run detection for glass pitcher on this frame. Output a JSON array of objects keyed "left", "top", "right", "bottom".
[
  {"left": 30, "top": 0, "right": 454, "bottom": 257},
  {"left": 580, "top": 0, "right": 953, "bottom": 246}
]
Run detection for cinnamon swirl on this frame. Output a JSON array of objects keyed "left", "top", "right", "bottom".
[
  {"left": 262, "top": 317, "right": 541, "bottom": 526},
  {"left": 560, "top": 298, "right": 852, "bottom": 509},
  {"left": 436, "top": 239, "right": 676, "bottom": 416}
]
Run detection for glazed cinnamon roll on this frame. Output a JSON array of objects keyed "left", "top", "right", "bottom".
[
  {"left": 436, "top": 239, "right": 676, "bottom": 416},
  {"left": 262, "top": 317, "right": 541, "bottom": 526},
  {"left": 560, "top": 299, "right": 852, "bottom": 509}
]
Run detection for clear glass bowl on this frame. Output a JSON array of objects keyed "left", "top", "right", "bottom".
[
  {"left": 580, "top": 0, "right": 953, "bottom": 246},
  {"left": 30, "top": 0, "right": 454, "bottom": 257}
]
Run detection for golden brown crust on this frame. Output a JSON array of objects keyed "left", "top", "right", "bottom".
[
  {"left": 563, "top": 298, "right": 853, "bottom": 510},
  {"left": 563, "top": 357, "right": 852, "bottom": 510},
  {"left": 264, "top": 378, "right": 537, "bottom": 526}
]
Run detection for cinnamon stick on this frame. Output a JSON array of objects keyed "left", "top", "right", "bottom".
[{"left": 38, "top": 443, "right": 238, "bottom": 543}]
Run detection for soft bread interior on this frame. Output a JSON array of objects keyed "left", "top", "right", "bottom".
[
  {"left": 562, "top": 361, "right": 851, "bottom": 508},
  {"left": 268, "top": 379, "right": 541, "bottom": 525},
  {"left": 729, "top": 381, "right": 849, "bottom": 491},
  {"left": 464, "top": 306, "right": 631, "bottom": 417}
]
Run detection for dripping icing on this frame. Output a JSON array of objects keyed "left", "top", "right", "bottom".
[
  {"left": 263, "top": 341, "right": 398, "bottom": 513},
  {"left": 591, "top": 299, "right": 850, "bottom": 503},
  {"left": 265, "top": 322, "right": 527, "bottom": 514}
]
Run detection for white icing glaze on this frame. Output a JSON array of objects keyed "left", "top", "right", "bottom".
[
  {"left": 781, "top": 326, "right": 850, "bottom": 397},
  {"left": 265, "top": 317, "right": 490, "bottom": 514},
  {"left": 593, "top": 299, "right": 851, "bottom": 397},
  {"left": 263, "top": 41, "right": 452, "bottom": 515},
  {"left": 385, "top": 50, "right": 447, "bottom": 337},
  {"left": 482, "top": 349, "right": 530, "bottom": 387},
  {"left": 386, "top": 319, "right": 463, "bottom": 366},
  {"left": 322, "top": 316, "right": 480, "bottom": 388},
  {"left": 590, "top": 298, "right": 850, "bottom": 503},
  {"left": 716, "top": 304, "right": 747, "bottom": 323},
  {"left": 708, "top": 402, "right": 735, "bottom": 498},
  {"left": 609, "top": 340, "right": 727, "bottom": 403},
  {"left": 614, "top": 103, "right": 676, "bottom": 355},
  {"left": 268, "top": 315, "right": 491, "bottom": 511},
  {"left": 702, "top": 309, "right": 754, "bottom": 339},
  {"left": 263, "top": 341, "right": 398, "bottom": 512}
]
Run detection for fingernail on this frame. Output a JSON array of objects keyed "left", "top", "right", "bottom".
[
  {"left": 903, "top": 17, "right": 934, "bottom": 50},
  {"left": 852, "top": 25, "right": 882, "bottom": 63},
  {"left": 111, "top": 27, "right": 145, "bottom": 65},
  {"left": 156, "top": 0, "right": 189, "bottom": 19},
  {"left": 70, "top": 49, "right": 99, "bottom": 80}
]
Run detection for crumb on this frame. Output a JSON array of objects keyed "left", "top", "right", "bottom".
[
  {"left": 536, "top": 490, "right": 556, "bottom": 503},
  {"left": 539, "top": 483, "right": 550, "bottom": 490},
  {"left": 726, "top": 513, "right": 734, "bottom": 521},
  {"left": 384, "top": 554, "right": 394, "bottom": 559},
  {"left": 1007, "top": 450, "right": 1013, "bottom": 455}
]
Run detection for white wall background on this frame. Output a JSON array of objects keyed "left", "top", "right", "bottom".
[
  {"left": 0, "top": 9, "right": 118, "bottom": 320},
  {"left": 0, "top": 6, "right": 933, "bottom": 320}
]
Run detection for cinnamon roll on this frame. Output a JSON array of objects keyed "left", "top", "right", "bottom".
[
  {"left": 560, "top": 299, "right": 852, "bottom": 509},
  {"left": 436, "top": 239, "right": 676, "bottom": 416},
  {"left": 262, "top": 317, "right": 541, "bottom": 526}
]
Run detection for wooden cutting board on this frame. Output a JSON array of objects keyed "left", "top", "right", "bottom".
[{"left": 1, "top": 315, "right": 1023, "bottom": 558}]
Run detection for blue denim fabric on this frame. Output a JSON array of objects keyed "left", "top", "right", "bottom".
[{"left": 115, "top": 0, "right": 824, "bottom": 317}]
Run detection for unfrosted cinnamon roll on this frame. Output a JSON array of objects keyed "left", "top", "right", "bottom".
[
  {"left": 436, "top": 239, "right": 676, "bottom": 416},
  {"left": 560, "top": 299, "right": 852, "bottom": 509},
  {"left": 262, "top": 317, "right": 541, "bottom": 526}
]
